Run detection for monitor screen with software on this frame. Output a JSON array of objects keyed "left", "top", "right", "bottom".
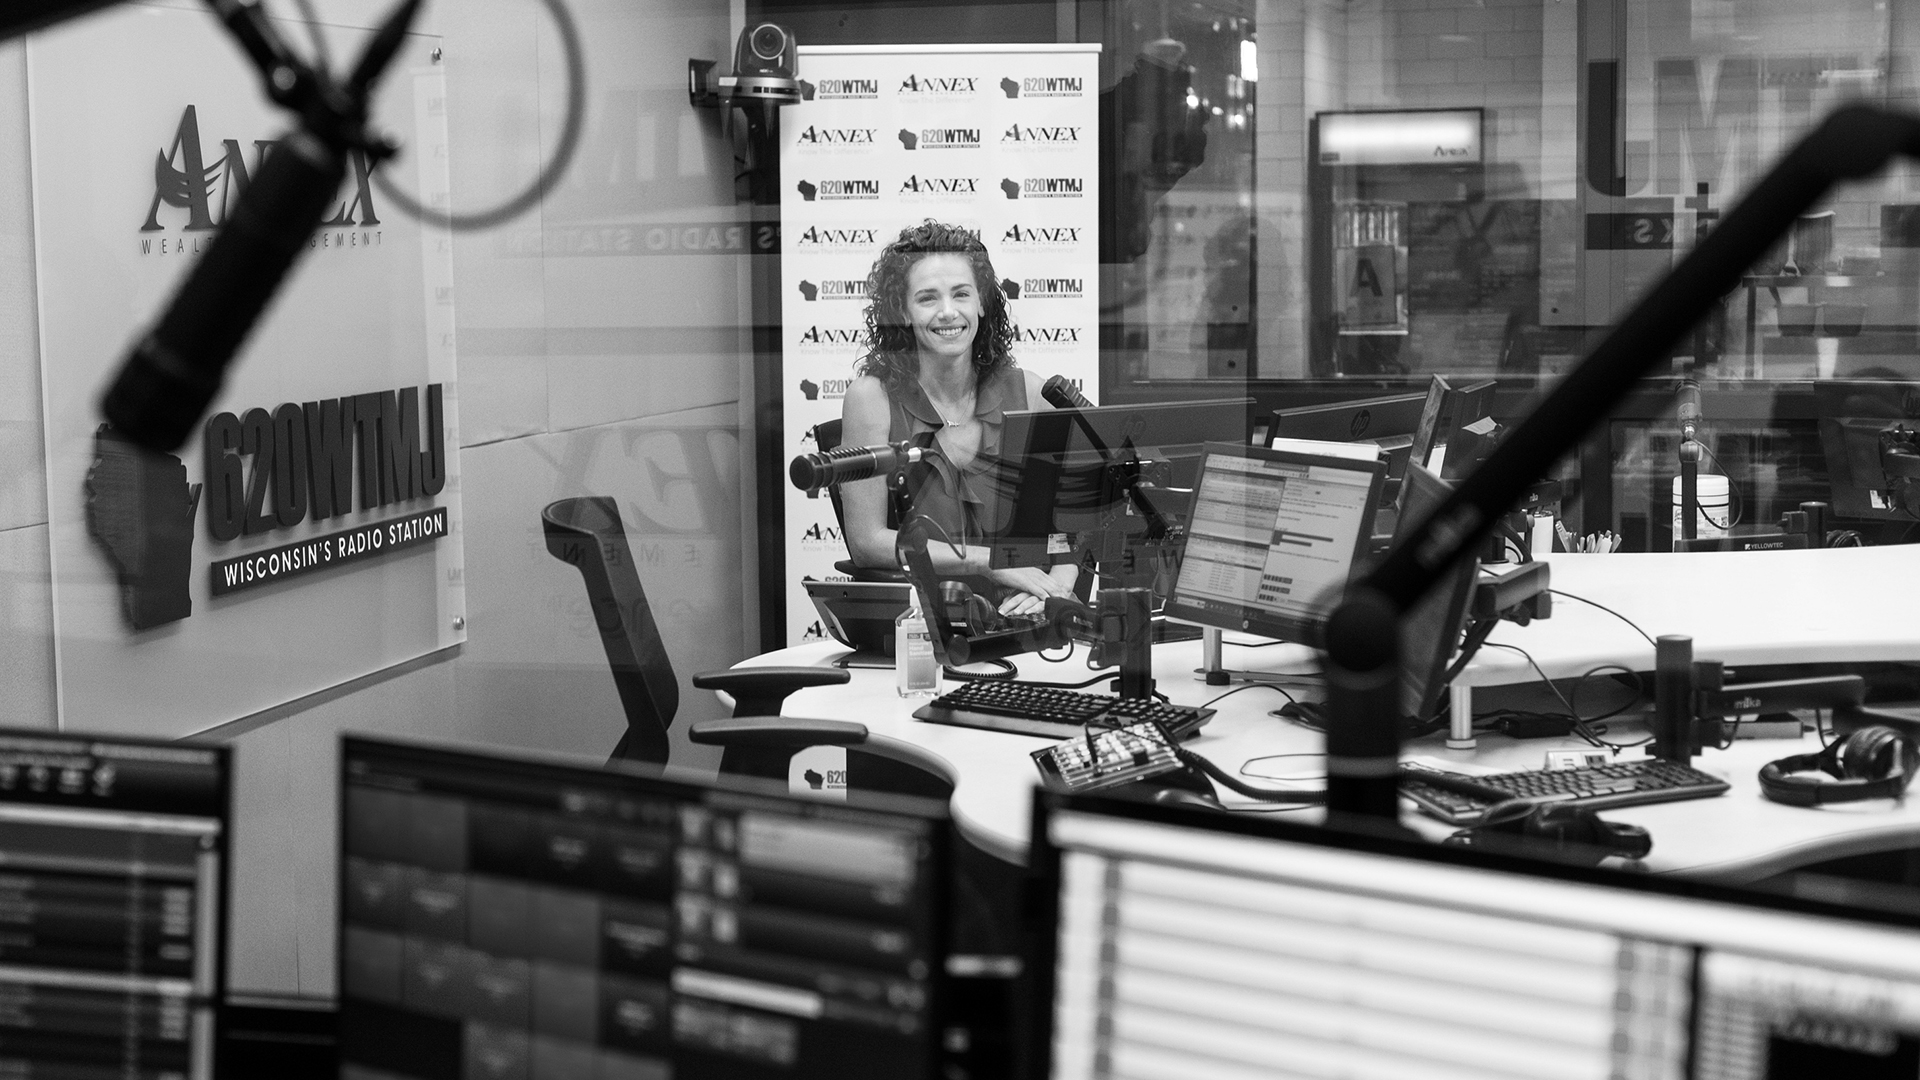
[
  {"left": 339, "top": 736, "right": 950, "bottom": 1080},
  {"left": 0, "top": 733, "right": 230, "bottom": 1078},
  {"left": 1033, "top": 794, "right": 1920, "bottom": 1080},
  {"left": 1162, "top": 442, "right": 1385, "bottom": 644}
]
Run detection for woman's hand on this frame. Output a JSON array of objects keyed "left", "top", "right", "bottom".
[{"left": 989, "top": 565, "right": 1069, "bottom": 617}]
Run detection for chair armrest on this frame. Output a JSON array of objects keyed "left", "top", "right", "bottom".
[
  {"left": 692, "top": 667, "right": 850, "bottom": 718},
  {"left": 687, "top": 717, "right": 869, "bottom": 749}
]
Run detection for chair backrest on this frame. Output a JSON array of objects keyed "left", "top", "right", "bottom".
[{"left": 541, "top": 496, "right": 677, "bottom": 764}]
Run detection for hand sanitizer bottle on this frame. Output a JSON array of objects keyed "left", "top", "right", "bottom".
[{"left": 896, "top": 593, "right": 939, "bottom": 698}]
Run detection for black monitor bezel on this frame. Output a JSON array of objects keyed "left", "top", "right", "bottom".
[
  {"left": 1022, "top": 790, "right": 1920, "bottom": 1080},
  {"left": 1392, "top": 464, "right": 1481, "bottom": 722},
  {"left": 1162, "top": 441, "right": 1386, "bottom": 645},
  {"left": 984, "top": 397, "right": 1254, "bottom": 570},
  {"left": 337, "top": 734, "right": 953, "bottom": 1080},
  {"left": 1267, "top": 390, "right": 1428, "bottom": 447}
]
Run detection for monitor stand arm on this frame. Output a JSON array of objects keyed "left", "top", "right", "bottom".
[
  {"left": 1323, "top": 104, "right": 1920, "bottom": 820},
  {"left": 1654, "top": 635, "right": 1866, "bottom": 764}
]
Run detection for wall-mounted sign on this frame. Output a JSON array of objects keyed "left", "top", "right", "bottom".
[
  {"left": 30, "top": 5, "right": 462, "bottom": 737},
  {"left": 1318, "top": 109, "right": 1483, "bottom": 166}
]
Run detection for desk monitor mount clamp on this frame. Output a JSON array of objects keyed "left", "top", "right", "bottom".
[
  {"left": 1324, "top": 104, "right": 1920, "bottom": 821},
  {"left": 1653, "top": 635, "right": 1865, "bottom": 765}
]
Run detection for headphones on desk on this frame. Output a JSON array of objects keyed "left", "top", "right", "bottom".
[{"left": 1758, "top": 726, "right": 1920, "bottom": 807}]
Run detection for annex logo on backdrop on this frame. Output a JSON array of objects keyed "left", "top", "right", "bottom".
[
  {"left": 1001, "top": 224, "right": 1084, "bottom": 249},
  {"left": 897, "top": 74, "right": 979, "bottom": 96},
  {"left": 794, "top": 125, "right": 879, "bottom": 149},
  {"left": 800, "top": 521, "right": 846, "bottom": 547},
  {"left": 138, "top": 105, "right": 382, "bottom": 256},
  {"left": 1000, "top": 176, "right": 1084, "bottom": 199},
  {"left": 1001, "top": 124, "right": 1084, "bottom": 148},
  {"left": 797, "top": 326, "right": 863, "bottom": 351},
  {"left": 1018, "top": 325, "right": 1084, "bottom": 348},
  {"left": 900, "top": 174, "right": 979, "bottom": 197},
  {"left": 795, "top": 226, "right": 881, "bottom": 251},
  {"left": 797, "top": 279, "right": 869, "bottom": 302},
  {"left": 1000, "top": 75, "right": 1085, "bottom": 98},
  {"left": 794, "top": 178, "right": 881, "bottom": 202}
]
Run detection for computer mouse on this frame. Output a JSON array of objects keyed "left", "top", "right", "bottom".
[{"left": 1149, "top": 787, "right": 1225, "bottom": 813}]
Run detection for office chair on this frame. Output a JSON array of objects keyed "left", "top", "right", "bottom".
[
  {"left": 542, "top": 496, "right": 1025, "bottom": 966},
  {"left": 540, "top": 496, "right": 942, "bottom": 795},
  {"left": 810, "top": 418, "right": 910, "bottom": 584}
]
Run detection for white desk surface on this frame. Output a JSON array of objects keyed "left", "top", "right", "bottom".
[
  {"left": 1465, "top": 545, "right": 1920, "bottom": 687},
  {"left": 741, "top": 546, "right": 1920, "bottom": 878}
]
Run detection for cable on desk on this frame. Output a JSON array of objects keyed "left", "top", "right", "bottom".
[
  {"left": 1237, "top": 753, "right": 1324, "bottom": 781},
  {"left": 942, "top": 658, "right": 1017, "bottom": 682},
  {"left": 1173, "top": 746, "right": 1324, "bottom": 804},
  {"left": 1013, "top": 671, "right": 1119, "bottom": 690},
  {"left": 1201, "top": 683, "right": 1298, "bottom": 710},
  {"left": 1547, "top": 589, "right": 1659, "bottom": 647},
  {"left": 1482, "top": 643, "right": 1653, "bottom": 752}
]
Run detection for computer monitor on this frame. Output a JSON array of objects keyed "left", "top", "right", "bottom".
[
  {"left": 338, "top": 736, "right": 951, "bottom": 1080},
  {"left": 1427, "top": 376, "right": 1497, "bottom": 480},
  {"left": 0, "top": 733, "right": 230, "bottom": 1077},
  {"left": 1814, "top": 379, "right": 1920, "bottom": 520},
  {"left": 1268, "top": 391, "right": 1426, "bottom": 485},
  {"left": 1393, "top": 464, "right": 1481, "bottom": 724},
  {"left": 1033, "top": 793, "right": 1920, "bottom": 1080},
  {"left": 1161, "top": 442, "right": 1385, "bottom": 644},
  {"left": 982, "top": 397, "right": 1253, "bottom": 571}
]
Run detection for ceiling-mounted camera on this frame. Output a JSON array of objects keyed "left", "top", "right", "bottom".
[{"left": 689, "top": 22, "right": 802, "bottom": 107}]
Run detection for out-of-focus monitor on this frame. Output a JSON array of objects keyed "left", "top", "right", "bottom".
[
  {"left": 0, "top": 733, "right": 230, "bottom": 1077},
  {"left": 1814, "top": 379, "right": 1920, "bottom": 520},
  {"left": 1161, "top": 442, "right": 1385, "bottom": 644},
  {"left": 1429, "top": 377, "right": 1498, "bottom": 481},
  {"left": 339, "top": 736, "right": 951, "bottom": 1080},
  {"left": 1033, "top": 793, "right": 1920, "bottom": 1080},
  {"left": 982, "top": 398, "right": 1253, "bottom": 571},
  {"left": 1392, "top": 464, "right": 1481, "bottom": 724},
  {"left": 1269, "top": 392, "right": 1425, "bottom": 490}
]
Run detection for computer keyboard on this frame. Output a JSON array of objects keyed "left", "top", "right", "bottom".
[
  {"left": 1400, "top": 758, "right": 1730, "bottom": 826},
  {"left": 912, "top": 680, "right": 1214, "bottom": 739}
]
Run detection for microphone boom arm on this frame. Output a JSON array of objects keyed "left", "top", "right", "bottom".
[{"left": 1322, "top": 104, "right": 1920, "bottom": 818}]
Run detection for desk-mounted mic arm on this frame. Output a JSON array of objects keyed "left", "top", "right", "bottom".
[{"left": 1323, "top": 104, "right": 1920, "bottom": 820}]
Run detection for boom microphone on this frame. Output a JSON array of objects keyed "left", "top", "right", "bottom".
[
  {"left": 1677, "top": 377, "right": 1702, "bottom": 444},
  {"left": 790, "top": 442, "right": 926, "bottom": 494},
  {"left": 1041, "top": 374, "right": 1094, "bottom": 410},
  {"left": 101, "top": 132, "right": 348, "bottom": 452},
  {"left": 0, "top": 0, "right": 124, "bottom": 41}
]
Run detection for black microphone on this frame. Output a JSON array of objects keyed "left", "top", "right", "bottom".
[
  {"left": 101, "top": 130, "right": 347, "bottom": 452},
  {"left": 1041, "top": 374, "right": 1094, "bottom": 410},
  {"left": 790, "top": 442, "right": 926, "bottom": 494},
  {"left": 1677, "top": 377, "right": 1702, "bottom": 443},
  {"left": 0, "top": 0, "right": 124, "bottom": 41}
]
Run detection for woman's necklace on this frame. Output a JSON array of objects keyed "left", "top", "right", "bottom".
[{"left": 922, "top": 382, "right": 975, "bottom": 428}]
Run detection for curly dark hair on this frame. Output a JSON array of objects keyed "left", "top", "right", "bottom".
[{"left": 856, "top": 220, "right": 1016, "bottom": 396}]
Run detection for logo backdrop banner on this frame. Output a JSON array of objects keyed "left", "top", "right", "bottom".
[
  {"left": 29, "top": 7, "right": 463, "bottom": 735},
  {"left": 782, "top": 44, "right": 1100, "bottom": 646}
]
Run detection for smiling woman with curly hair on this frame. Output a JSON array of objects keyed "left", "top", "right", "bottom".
[{"left": 839, "top": 220, "right": 1076, "bottom": 617}]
